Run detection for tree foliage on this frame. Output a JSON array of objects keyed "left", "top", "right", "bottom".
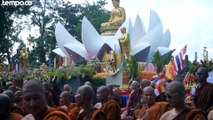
[
  {"left": 27, "top": 0, "right": 109, "bottom": 66},
  {"left": 152, "top": 49, "right": 175, "bottom": 73},
  {"left": 1, "top": 0, "right": 109, "bottom": 67},
  {"left": 0, "top": 5, "right": 30, "bottom": 63},
  {"left": 27, "top": 0, "right": 61, "bottom": 65}
]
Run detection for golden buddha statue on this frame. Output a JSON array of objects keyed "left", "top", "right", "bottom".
[
  {"left": 118, "top": 26, "right": 131, "bottom": 61},
  {"left": 19, "top": 47, "right": 29, "bottom": 69},
  {"left": 40, "top": 63, "right": 47, "bottom": 71},
  {"left": 100, "top": 0, "right": 126, "bottom": 36}
]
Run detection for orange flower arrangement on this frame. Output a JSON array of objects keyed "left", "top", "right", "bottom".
[
  {"left": 93, "top": 72, "right": 106, "bottom": 78},
  {"left": 140, "top": 71, "right": 156, "bottom": 80}
]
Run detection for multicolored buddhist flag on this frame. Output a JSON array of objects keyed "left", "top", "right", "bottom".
[{"left": 152, "top": 73, "right": 167, "bottom": 96}]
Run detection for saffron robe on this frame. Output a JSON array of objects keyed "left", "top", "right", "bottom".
[
  {"left": 194, "top": 83, "right": 213, "bottom": 113},
  {"left": 11, "top": 104, "right": 28, "bottom": 116},
  {"left": 160, "top": 108, "right": 207, "bottom": 120},
  {"left": 134, "top": 102, "right": 170, "bottom": 120},
  {"left": 42, "top": 108, "right": 70, "bottom": 120},
  {"left": 22, "top": 108, "right": 70, "bottom": 120},
  {"left": 63, "top": 102, "right": 80, "bottom": 120},
  {"left": 77, "top": 107, "right": 107, "bottom": 120},
  {"left": 7, "top": 113, "right": 23, "bottom": 120},
  {"left": 100, "top": 99, "right": 121, "bottom": 120}
]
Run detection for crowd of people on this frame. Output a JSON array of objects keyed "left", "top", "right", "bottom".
[{"left": 0, "top": 66, "right": 213, "bottom": 120}]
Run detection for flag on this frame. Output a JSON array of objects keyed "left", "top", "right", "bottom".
[
  {"left": 165, "top": 61, "right": 176, "bottom": 80},
  {"left": 172, "top": 44, "right": 188, "bottom": 72},
  {"left": 54, "top": 57, "right": 56, "bottom": 69},
  {"left": 69, "top": 55, "right": 73, "bottom": 65},
  {"left": 59, "top": 57, "right": 63, "bottom": 66},
  {"left": 48, "top": 58, "right": 52, "bottom": 69},
  {"left": 152, "top": 74, "right": 167, "bottom": 96}
]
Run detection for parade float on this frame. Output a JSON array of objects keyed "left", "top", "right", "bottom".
[
  {"left": 52, "top": 7, "right": 171, "bottom": 89},
  {"left": 0, "top": 1, "right": 172, "bottom": 93}
]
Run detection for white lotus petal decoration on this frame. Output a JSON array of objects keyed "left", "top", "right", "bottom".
[
  {"left": 52, "top": 48, "right": 67, "bottom": 57},
  {"left": 53, "top": 23, "right": 71, "bottom": 56},
  {"left": 82, "top": 17, "right": 107, "bottom": 58},
  {"left": 131, "top": 15, "right": 146, "bottom": 47},
  {"left": 53, "top": 10, "right": 171, "bottom": 63}
]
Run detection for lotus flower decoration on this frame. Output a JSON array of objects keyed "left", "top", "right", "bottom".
[{"left": 53, "top": 10, "right": 171, "bottom": 63}]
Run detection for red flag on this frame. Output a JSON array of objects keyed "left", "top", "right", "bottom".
[
  {"left": 173, "top": 44, "right": 188, "bottom": 72},
  {"left": 181, "top": 44, "right": 187, "bottom": 55},
  {"left": 59, "top": 57, "right": 63, "bottom": 66},
  {"left": 69, "top": 55, "right": 73, "bottom": 65}
]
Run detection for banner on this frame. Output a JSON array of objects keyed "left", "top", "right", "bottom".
[{"left": 165, "top": 61, "right": 176, "bottom": 80}]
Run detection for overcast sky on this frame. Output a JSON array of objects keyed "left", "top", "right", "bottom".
[{"left": 67, "top": 0, "right": 213, "bottom": 61}]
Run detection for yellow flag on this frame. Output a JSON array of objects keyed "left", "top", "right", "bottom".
[
  {"left": 54, "top": 58, "right": 56, "bottom": 69},
  {"left": 165, "top": 61, "right": 176, "bottom": 80}
]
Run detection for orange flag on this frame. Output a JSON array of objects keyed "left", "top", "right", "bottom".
[{"left": 165, "top": 61, "right": 176, "bottom": 80}]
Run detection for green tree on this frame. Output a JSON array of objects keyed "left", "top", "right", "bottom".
[
  {"left": 0, "top": 5, "right": 30, "bottom": 63},
  {"left": 57, "top": 0, "right": 110, "bottom": 41},
  {"left": 27, "top": 0, "right": 109, "bottom": 66},
  {"left": 27, "top": 0, "right": 60, "bottom": 65},
  {"left": 152, "top": 50, "right": 175, "bottom": 73}
]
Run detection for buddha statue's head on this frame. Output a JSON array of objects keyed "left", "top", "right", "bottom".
[
  {"left": 120, "top": 26, "right": 126, "bottom": 33},
  {"left": 112, "top": 0, "right": 120, "bottom": 7}
]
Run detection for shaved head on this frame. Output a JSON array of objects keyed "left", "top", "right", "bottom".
[
  {"left": 0, "top": 94, "right": 11, "bottom": 118},
  {"left": 3, "top": 90, "right": 14, "bottom": 104},
  {"left": 60, "top": 91, "right": 71, "bottom": 106},
  {"left": 81, "top": 85, "right": 94, "bottom": 100},
  {"left": 84, "top": 81, "right": 92, "bottom": 86},
  {"left": 196, "top": 67, "right": 209, "bottom": 83},
  {"left": 75, "top": 85, "right": 94, "bottom": 107},
  {"left": 60, "top": 91, "right": 71, "bottom": 99},
  {"left": 22, "top": 79, "right": 45, "bottom": 93},
  {"left": 140, "top": 79, "right": 151, "bottom": 89},
  {"left": 97, "top": 86, "right": 110, "bottom": 102},
  {"left": 131, "top": 81, "right": 139, "bottom": 88},
  {"left": 167, "top": 81, "right": 185, "bottom": 96},
  {"left": 21, "top": 79, "right": 48, "bottom": 116},
  {"left": 197, "top": 67, "right": 209, "bottom": 74},
  {"left": 142, "top": 86, "right": 156, "bottom": 106},
  {"left": 143, "top": 86, "right": 155, "bottom": 94},
  {"left": 98, "top": 86, "right": 110, "bottom": 96},
  {"left": 63, "top": 84, "right": 71, "bottom": 92}
]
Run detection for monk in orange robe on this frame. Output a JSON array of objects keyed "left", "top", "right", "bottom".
[
  {"left": 194, "top": 67, "right": 213, "bottom": 113},
  {"left": 133, "top": 86, "right": 170, "bottom": 120},
  {"left": 11, "top": 90, "right": 28, "bottom": 116},
  {"left": 3, "top": 89, "right": 28, "bottom": 116},
  {"left": 160, "top": 81, "right": 207, "bottom": 120},
  {"left": 75, "top": 85, "right": 107, "bottom": 120},
  {"left": 0, "top": 94, "right": 23, "bottom": 120},
  {"left": 96, "top": 86, "right": 121, "bottom": 120},
  {"left": 21, "top": 79, "right": 70, "bottom": 120},
  {"left": 59, "top": 91, "right": 80, "bottom": 120}
]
